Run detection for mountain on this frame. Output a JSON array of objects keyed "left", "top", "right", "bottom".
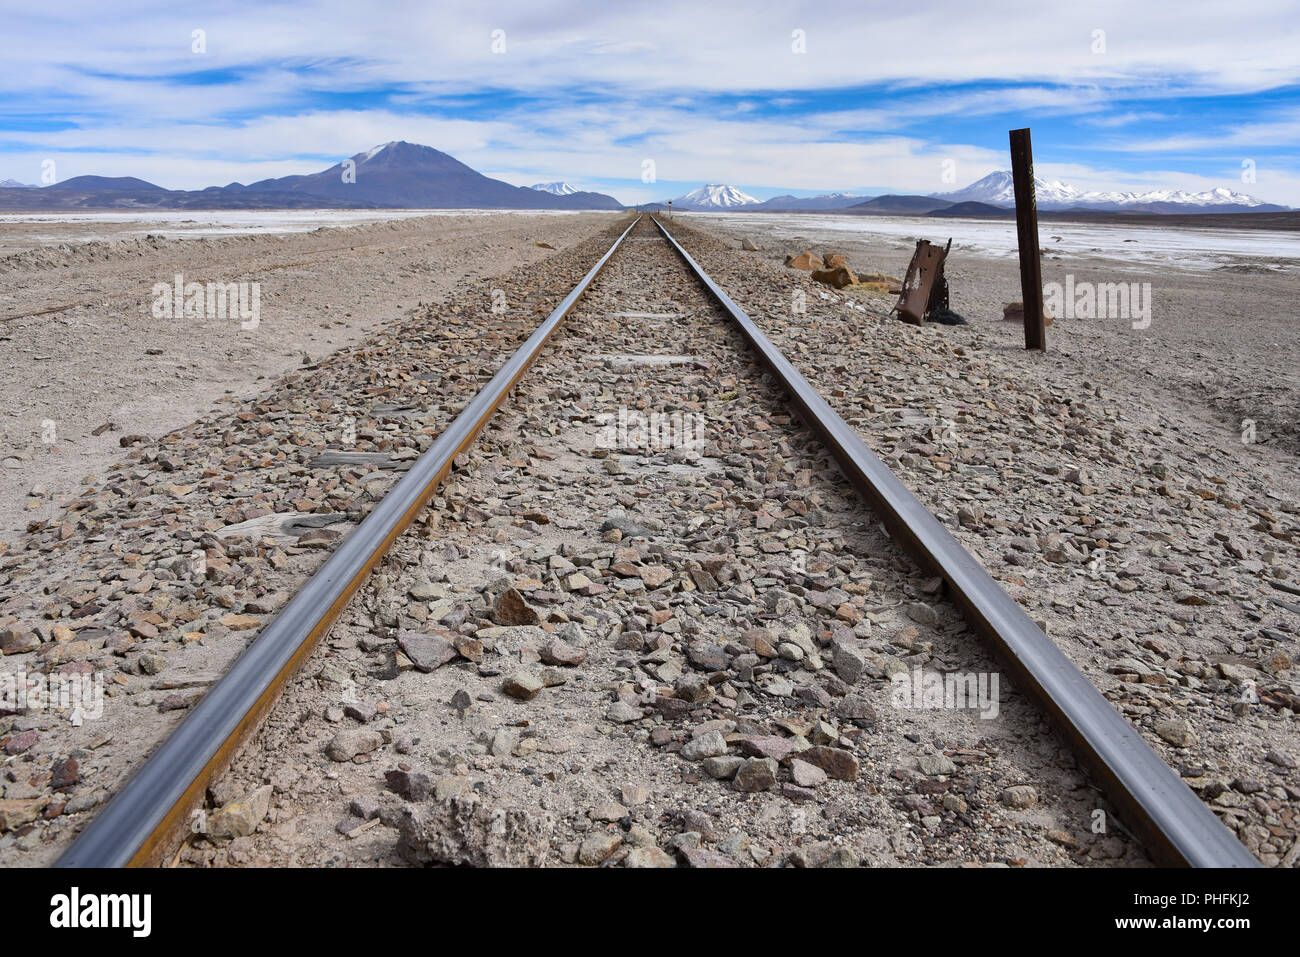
[
  {"left": 845, "top": 194, "right": 954, "bottom": 215},
  {"left": 238, "top": 142, "right": 623, "bottom": 209},
  {"left": 935, "top": 171, "right": 1075, "bottom": 207},
  {"left": 0, "top": 178, "right": 34, "bottom": 188},
  {"left": 754, "top": 193, "right": 868, "bottom": 211},
  {"left": 0, "top": 142, "right": 625, "bottom": 211},
  {"left": 927, "top": 201, "right": 1013, "bottom": 217},
  {"left": 530, "top": 181, "right": 580, "bottom": 196},
  {"left": 669, "top": 184, "right": 760, "bottom": 210},
  {"left": 935, "top": 170, "right": 1288, "bottom": 213},
  {"left": 47, "top": 175, "right": 166, "bottom": 192}
]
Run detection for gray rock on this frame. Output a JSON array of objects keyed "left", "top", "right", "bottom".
[
  {"left": 388, "top": 794, "right": 552, "bottom": 867},
  {"left": 681, "top": 730, "right": 728, "bottom": 761},
  {"left": 733, "top": 757, "right": 778, "bottom": 792},
  {"left": 625, "top": 846, "right": 676, "bottom": 868},
  {"left": 385, "top": 769, "right": 434, "bottom": 801},
  {"left": 206, "top": 785, "right": 273, "bottom": 840},
  {"left": 578, "top": 831, "right": 622, "bottom": 865},
  {"left": 1154, "top": 717, "right": 1196, "bottom": 748},
  {"left": 831, "top": 638, "right": 866, "bottom": 684},
  {"left": 1001, "top": 785, "right": 1038, "bottom": 809},
  {"left": 703, "top": 756, "right": 744, "bottom": 780},
  {"left": 917, "top": 752, "right": 957, "bottom": 776},
  {"left": 790, "top": 758, "right": 827, "bottom": 788},
  {"left": 687, "top": 641, "right": 728, "bottom": 671},
  {"left": 408, "top": 580, "right": 444, "bottom": 601},
  {"left": 397, "top": 631, "right": 457, "bottom": 672},
  {"left": 502, "top": 672, "right": 543, "bottom": 700},
  {"left": 677, "top": 845, "right": 739, "bottom": 868},
  {"left": 606, "top": 701, "right": 643, "bottom": 723},
  {"left": 325, "top": 728, "right": 384, "bottom": 762},
  {"left": 1266, "top": 750, "right": 1297, "bottom": 770}
]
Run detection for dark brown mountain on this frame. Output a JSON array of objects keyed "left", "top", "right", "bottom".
[
  {"left": 0, "top": 142, "right": 624, "bottom": 211},
  {"left": 844, "top": 194, "right": 954, "bottom": 215}
]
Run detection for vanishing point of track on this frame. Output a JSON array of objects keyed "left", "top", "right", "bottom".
[{"left": 55, "top": 215, "right": 1258, "bottom": 868}]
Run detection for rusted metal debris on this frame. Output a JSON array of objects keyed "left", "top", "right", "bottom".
[{"left": 891, "top": 238, "right": 952, "bottom": 324}]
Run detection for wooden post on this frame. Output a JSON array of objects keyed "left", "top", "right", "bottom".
[{"left": 1009, "top": 128, "right": 1046, "bottom": 350}]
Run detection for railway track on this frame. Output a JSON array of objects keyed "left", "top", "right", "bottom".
[{"left": 55, "top": 215, "right": 1257, "bottom": 868}]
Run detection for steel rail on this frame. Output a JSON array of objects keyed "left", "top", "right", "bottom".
[
  {"left": 651, "top": 216, "right": 1257, "bottom": 868},
  {"left": 55, "top": 215, "right": 643, "bottom": 867}
]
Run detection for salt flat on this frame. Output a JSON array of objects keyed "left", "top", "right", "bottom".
[
  {"left": 692, "top": 211, "right": 1300, "bottom": 272},
  {"left": 0, "top": 208, "right": 609, "bottom": 254}
]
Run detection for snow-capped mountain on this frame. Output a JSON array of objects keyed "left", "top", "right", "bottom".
[
  {"left": 670, "top": 184, "right": 761, "bottom": 210},
  {"left": 936, "top": 171, "right": 1080, "bottom": 207},
  {"left": 530, "top": 181, "right": 580, "bottom": 196},
  {"left": 1075, "top": 185, "right": 1269, "bottom": 208},
  {"left": 0, "top": 178, "right": 35, "bottom": 188},
  {"left": 935, "top": 171, "right": 1286, "bottom": 212}
]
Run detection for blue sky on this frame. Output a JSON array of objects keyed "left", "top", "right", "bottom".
[{"left": 1, "top": 0, "right": 1298, "bottom": 205}]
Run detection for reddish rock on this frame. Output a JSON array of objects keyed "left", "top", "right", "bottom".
[
  {"left": 51, "top": 757, "right": 79, "bottom": 790},
  {"left": 733, "top": 734, "right": 800, "bottom": 762},
  {"left": 397, "top": 632, "right": 457, "bottom": 672},
  {"left": 0, "top": 628, "right": 39, "bottom": 655},
  {"left": 798, "top": 745, "right": 860, "bottom": 781},
  {"left": 811, "top": 266, "right": 857, "bottom": 289},
  {"left": 296, "top": 528, "right": 342, "bottom": 548},
  {"left": 638, "top": 565, "right": 672, "bottom": 588},
  {"left": 492, "top": 588, "right": 540, "bottom": 626},
  {"left": 1002, "top": 301, "right": 1054, "bottom": 326},
  {"left": 3, "top": 730, "right": 38, "bottom": 755},
  {"left": 453, "top": 635, "right": 483, "bottom": 663},
  {"left": 677, "top": 846, "right": 739, "bottom": 868},
  {"left": 540, "top": 638, "right": 587, "bottom": 667},
  {"left": 784, "top": 250, "right": 823, "bottom": 271}
]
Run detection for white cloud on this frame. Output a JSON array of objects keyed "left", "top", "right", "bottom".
[{"left": 1, "top": 1, "right": 1297, "bottom": 203}]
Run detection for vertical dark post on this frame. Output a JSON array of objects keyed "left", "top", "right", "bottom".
[{"left": 1009, "top": 128, "right": 1046, "bottom": 350}]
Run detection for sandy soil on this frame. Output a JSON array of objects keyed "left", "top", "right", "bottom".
[{"left": 0, "top": 212, "right": 620, "bottom": 544}]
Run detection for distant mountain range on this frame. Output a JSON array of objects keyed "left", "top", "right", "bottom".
[
  {"left": 0, "top": 142, "right": 623, "bottom": 211},
  {"left": 751, "top": 193, "right": 867, "bottom": 211},
  {"left": 932, "top": 170, "right": 1288, "bottom": 213},
  {"left": 1, "top": 153, "right": 1289, "bottom": 216},
  {"left": 657, "top": 185, "right": 864, "bottom": 211},
  {"left": 653, "top": 170, "right": 1288, "bottom": 215}
]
